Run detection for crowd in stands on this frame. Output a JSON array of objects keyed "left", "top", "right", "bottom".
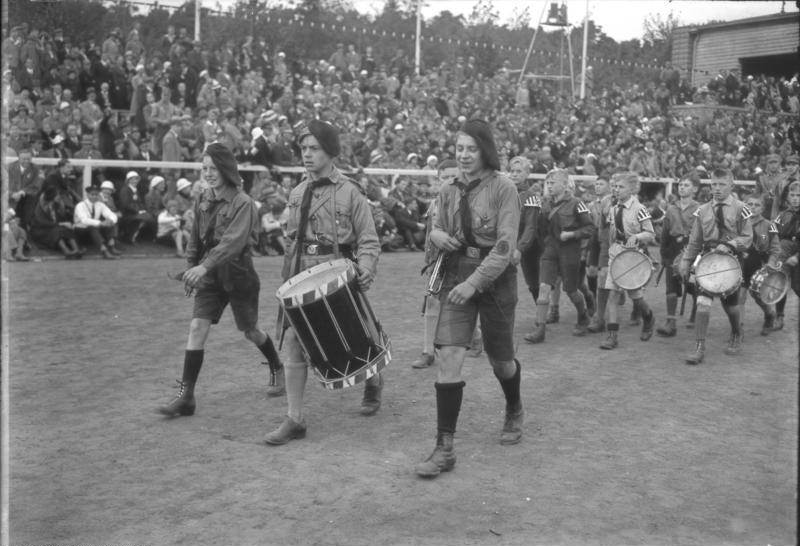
[{"left": 4, "top": 19, "right": 799, "bottom": 257}]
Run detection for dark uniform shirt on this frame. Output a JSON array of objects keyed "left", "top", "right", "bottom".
[
  {"left": 187, "top": 184, "right": 259, "bottom": 271},
  {"left": 284, "top": 166, "right": 380, "bottom": 277},
  {"left": 661, "top": 198, "right": 699, "bottom": 262},
  {"left": 433, "top": 170, "right": 520, "bottom": 292},
  {"left": 541, "top": 194, "right": 595, "bottom": 253},
  {"left": 517, "top": 190, "right": 542, "bottom": 254}
]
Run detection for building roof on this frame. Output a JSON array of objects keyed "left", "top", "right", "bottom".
[{"left": 677, "top": 11, "right": 799, "bottom": 34}]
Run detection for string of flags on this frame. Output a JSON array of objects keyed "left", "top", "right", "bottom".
[{"left": 91, "top": 0, "right": 715, "bottom": 77}]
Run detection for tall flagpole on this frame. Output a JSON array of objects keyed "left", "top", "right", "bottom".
[
  {"left": 195, "top": 0, "right": 201, "bottom": 41},
  {"left": 415, "top": 0, "right": 421, "bottom": 75},
  {"left": 580, "top": 0, "right": 589, "bottom": 99}
]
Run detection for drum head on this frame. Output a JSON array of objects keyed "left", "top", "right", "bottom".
[
  {"left": 750, "top": 267, "right": 789, "bottom": 305},
  {"left": 610, "top": 249, "right": 653, "bottom": 290},
  {"left": 695, "top": 252, "right": 741, "bottom": 296},
  {"left": 276, "top": 258, "right": 356, "bottom": 306}
]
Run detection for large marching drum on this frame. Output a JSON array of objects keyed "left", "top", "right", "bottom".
[
  {"left": 691, "top": 250, "right": 742, "bottom": 297},
  {"left": 276, "top": 259, "right": 391, "bottom": 390},
  {"left": 609, "top": 248, "right": 655, "bottom": 290}
]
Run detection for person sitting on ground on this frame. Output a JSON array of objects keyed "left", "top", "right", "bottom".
[
  {"left": 118, "top": 170, "right": 156, "bottom": 243},
  {"left": 29, "top": 184, "right": 82, "bottom": 258},
  {"left": 4, "top": 208, "right": 31, "bottom": 261},
  {"left": 99, "top": 180, "right": 119, "bottom": 213},
  {"left": 157, "top": 199, "right": 190, "bottom": 257},
  {"left": 258, "top": 200, "right": 288, "bottom": 255},
  {"left": 73, "top": 184, "right": 121, "bottom": 259},
  {"left": 145, "top": 175, "right": 168, "bottom": 217}
]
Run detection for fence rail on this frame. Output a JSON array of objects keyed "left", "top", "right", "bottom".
[{"left": 4, "top": 156, "right": 756, "bottom": 199}]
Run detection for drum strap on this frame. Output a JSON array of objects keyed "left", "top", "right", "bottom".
[{"left": 293, "top": 177, "right": 334, "bottom": 276}]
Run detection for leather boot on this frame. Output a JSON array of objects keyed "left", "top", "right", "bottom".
[
  {"left": 599, "top": 329, "right": 618, "bottom": 350},
  {"left": 546, "top": 307, "right": 560, "bottom": 324},
  {"left": 656, "top": 318, "right": 677, "bottom": 337},
  {"left": 500, "top": 403, "right": 524, "bottom": 445},
  {"left": 264, "top": 415, "right": 307, "bottom": 445},
  {"left": 761, "top": 313, "right": 775, "bottom": 336},
  {"left": 640, "top": 310, "right": 655, "bottom": 341},
  {"left": 773, "top": 315, "right": 784, "bottom": 330},
  {"left": 360, "top": 373, "right": 383, "bottom": 415},
  {"left": 628, "top": 307, "right": 641, "bottom": 326},
  {"left": 415, "top": 432, "right": 456, "bottom": 478},
  {"left": 587, "top": 315, "right": 606, "bottom": 333},
  {"left": 724, "top": 331, "right": 743, "bottom": 355},
  {"left": 585, "top": 292, "right": 596, "bottom": 318},
  {"left": 265, "top": 361, "right": 285, "bottom": 397},
  {"left": 572, "top": 314, "right": 589, "bottom": 336},
  {"left": 158, "top": 380, "right": 196, "bottom": 417},
  {"left": 685, "top": 340, "right": 705, "bottom": 365},
  {"left": 524, "top": 323, "right": 546, "bottom": 344},
  {"left": 412, "top": 352, "right": 435, "bottom": 369}
]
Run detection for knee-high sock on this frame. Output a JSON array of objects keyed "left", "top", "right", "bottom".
[
  {"left": 568, "top": 290, "right": 587, "bottom": 320},
  {"left": 665, "top": 293, "right": 678, "bottom": 319},
  {"left": 496, "top": 360, "right": 521, "bottom": 409},
  {"left": 633, "top": 297, "right": 651, "bottom": 321},
  {"left": 695, "top": 309, "right": 710, "bottom": 341},
  {"left": 257, "top": 337, "right": 281, "bottom": 367},
  {"left": 776, "top": 295, "right": 787, "bottom": 316},
  {"left": 182, "top": 350, "right": 204, "bottom": 384},
  {"left": 596, "top": 288, "right": 610, "bottom": 322},
  {"left": 284, "top": 361, "right": 308, "bottom": 422},
  {"left": 436, "top": 381, "right": 465, "bottom": 434}
]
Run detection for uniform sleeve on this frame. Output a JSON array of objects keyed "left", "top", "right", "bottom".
[
  {"left": 350, "top": 187, "right": 380, "bottom": 276},
  {"left": 730, "top": 205, "right": 754, "bottom": 252},
  {"left": 465, "top": 182, "right": 520, "bottom": 292},
  {"left": 682, "top": 209, "right": 703, "bottom": 264},
  {"left": 635, "top": 205, "right": 655, "bottom": 245},
  {"left": 573, "top": 200, "right": 596, "bottom": 240},
  {"left": 202, "top": 199, "right": 257, "bottom": 272},
  {"left": 517, "top": 194, "right": 540, "bottom": 253},
  {"left": 185, "top": 199, "right": 201, "bottom": 267}
]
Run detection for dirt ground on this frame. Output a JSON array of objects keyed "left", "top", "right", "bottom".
[{"left": 5, "top": 252, "right": 797, "bottom": 546}]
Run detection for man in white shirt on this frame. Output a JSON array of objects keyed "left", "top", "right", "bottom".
[{"left": 74, "top": 185, "right": 121, "bottom": 259}]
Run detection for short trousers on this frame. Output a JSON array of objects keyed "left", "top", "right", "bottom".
[
  {"left": 435, "top": 255, "right": 517, "bottom": 361},
  {"left": 540, "top": 243, "right": 581, "bottom": 293},
  {"left": 193, "top": 266, "right": 260, "bottom": 331}
]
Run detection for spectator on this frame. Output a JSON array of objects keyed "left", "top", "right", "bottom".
[
  {"left": 258, "top": 201, "right": 288, "bottom": 256},
  {"left": 118, "top": 170, "right": 155, "bottom": 243},
  {"left": 156, "top": 199, "right": 189, "bottom": 257},
  {"left": 29, "top": 184, "right": 82, "bottom": 258},
  {"left": 4, "top": 209, "right": 31, "bottom": 262},
  {"left": 73, "top": 184, "right": 121, "bottom": 258}
]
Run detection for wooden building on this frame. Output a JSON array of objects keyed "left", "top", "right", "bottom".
[{"left": 672, "top": 11, "right": 799, "bottom": 85}]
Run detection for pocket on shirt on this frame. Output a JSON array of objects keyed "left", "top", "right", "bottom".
[
  {"left": 472, "top": 210, "right": 497, "bottom": 239},
  {"left": 335, "top": 208, "right": 353, "bottom": 239}
]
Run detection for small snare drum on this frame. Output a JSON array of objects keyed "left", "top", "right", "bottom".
[{"left": 749, "top": 265, "right": 788, "bottom": 305}]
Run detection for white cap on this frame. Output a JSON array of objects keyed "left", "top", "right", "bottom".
[
  {"left": 394, "top": 123, "right": 404, "bottom": 131},
  {"left": 52, "top": 134, "right": 64, "bottom": 145},
  {"left": 125, "top": 170, "right": 139, "bottom": 181},
  {"left": 176, "top": 178, "right": 192, "bottom": 192},
  {"left": 149, "top": 175, "right": 165, "bottom": 189},
  {"left": 100, "top": 180, "right": 115, "bottom": 191},
  {"left": 251, "top": 127, "right": 264, "bottom": 140}
]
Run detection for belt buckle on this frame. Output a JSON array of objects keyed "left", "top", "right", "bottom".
[
  {"left": 465, "top": 246, "right": 479, "bottom": 259},
  {"left": 306, "top": 244, "right": 318, "bottom": 255}
]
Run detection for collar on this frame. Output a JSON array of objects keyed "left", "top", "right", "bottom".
[
  {"left": 305, "top": 165, "right": 344, "bottom": 186},
  {"left": 209, "top": 184, "right": 238, "bottom": 202},
  {"left": 619, "top": 195, "right": 635, "bottom": 209},
  {"left": 713, "top": 194, "right": 735, "bottom": 207}
]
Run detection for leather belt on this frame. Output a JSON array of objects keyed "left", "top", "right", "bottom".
[
  {"left": 460, "top": 246, "right": 492, "bottom": 259},
  {"left": 302, "top": 243, "right": 353, "bottom": 256}
]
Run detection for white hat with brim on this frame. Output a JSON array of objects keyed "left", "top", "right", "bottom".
[{"left": 125, "top": 170, "right": 140, "bottom": 181}]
